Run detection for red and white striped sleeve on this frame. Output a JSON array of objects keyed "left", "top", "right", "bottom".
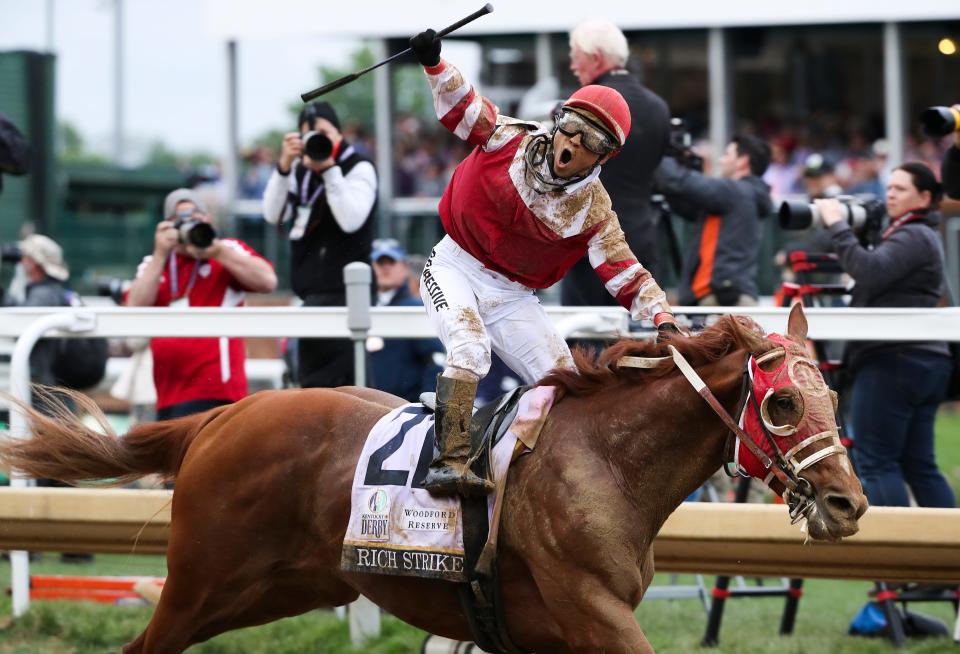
[
  {"left": 424, "top": 59, "right": 498, "bottom": 148},
  {"left": 586, "top": 197, "right": 673, "bottom": 322}
]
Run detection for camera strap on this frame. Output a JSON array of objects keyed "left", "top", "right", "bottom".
[
  {"left": 299, "top": 170, "right": 325, "bottom": 208},
  {"left": 169, "top": 253, "right": 200, "bottom": 299},
  {"left": 298, "top": 143, "right": 354, "bottom": 208},
  {"left": 881, "top": 209, "right": 927, "bottom": 241}
]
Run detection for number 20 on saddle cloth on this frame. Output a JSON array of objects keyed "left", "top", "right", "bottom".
[{"left": 341, "top": 386, "right": 556, "bottom": 582}]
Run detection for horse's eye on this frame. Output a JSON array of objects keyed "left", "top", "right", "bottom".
[{"left": 775, "top": 396, "right": 793, "bottom": 411}]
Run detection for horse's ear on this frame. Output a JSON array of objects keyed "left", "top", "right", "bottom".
[{"left": 787, "top": 303, "right": 808, "bottom": 342}]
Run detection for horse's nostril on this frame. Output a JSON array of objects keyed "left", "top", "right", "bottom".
[{"left": 825, "top": 494, "right": 856, "bottom": 518}]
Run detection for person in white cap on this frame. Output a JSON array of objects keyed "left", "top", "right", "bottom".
[{"left": 1, "top": 234, "right": 71, "bottom": 388}]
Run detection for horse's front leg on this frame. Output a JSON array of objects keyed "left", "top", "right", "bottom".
[{"left": 535, "top": 573, "right": 654, "bottom": 653}]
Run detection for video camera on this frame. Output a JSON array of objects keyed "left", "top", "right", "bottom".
[
  {"left": 920, "top": 105, "right": 960, "bottom": 137},
  {"left": 173, "top": 210, "right": 216, "bottom": 249},
  {"left": 665, "top": 118, "right": 704, "bottom": 173},
  {"left": 779, "top": 195, "right": 886, "bottom": 244}
]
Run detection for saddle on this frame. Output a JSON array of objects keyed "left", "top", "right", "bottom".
[{"left": 423, "top": 386, "right": 532, "bottom": 654}]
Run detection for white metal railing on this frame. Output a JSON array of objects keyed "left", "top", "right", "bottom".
[{"left": 2, "top": 305, "right": 960, "bottom": 341}]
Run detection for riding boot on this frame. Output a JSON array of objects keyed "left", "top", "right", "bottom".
[{"left": 424, "top": 375, "right": 494, "bottom": 498}]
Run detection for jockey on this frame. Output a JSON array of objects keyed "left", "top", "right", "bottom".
[{"left": 410, "top": 29, "right": 680, "bottom": 498}]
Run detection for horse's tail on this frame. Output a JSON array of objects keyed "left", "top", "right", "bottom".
[{"left": 0, "top": 387, "right": 218, "bottom": 485}]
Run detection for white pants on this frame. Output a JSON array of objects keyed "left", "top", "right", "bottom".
[{"left": 420, "top": 236, "right": 575, "bottom": 384}]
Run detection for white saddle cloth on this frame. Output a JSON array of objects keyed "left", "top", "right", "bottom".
[{"left": 341, "top": 386, "right": 556, "bottom": 582}]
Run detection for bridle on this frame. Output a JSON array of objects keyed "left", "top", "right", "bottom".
[{"left": 619, "top": 339, "right": 848, "bottom": 523}]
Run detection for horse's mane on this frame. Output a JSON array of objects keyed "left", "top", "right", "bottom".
[{"left": 539, "top": 315, "right": 776, "bottom": 399}]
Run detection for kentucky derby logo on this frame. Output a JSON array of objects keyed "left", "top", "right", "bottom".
[
  {"left": 360, "top": 489, "right": 390, "bottom": 542},
  {"left": 368, "top": 489, "right": 389, "bottom": 513}
]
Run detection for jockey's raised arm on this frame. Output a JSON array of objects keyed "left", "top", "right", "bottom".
[
  {"left": 425, "top": 59, "right": 500, "bottom": 148},
  {"left": 586, "top": 200, "right": 672, "bottom": 322}
]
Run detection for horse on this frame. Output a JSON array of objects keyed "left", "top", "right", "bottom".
[{"left": 0, "top": 305, "right": 866, "bottom": 653}]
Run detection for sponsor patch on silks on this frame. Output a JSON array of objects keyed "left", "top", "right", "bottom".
[{"left": 341, "top": 387, "right": 556, "bottom": 582}]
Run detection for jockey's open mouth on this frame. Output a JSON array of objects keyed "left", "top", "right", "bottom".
[{"left": 558, "top": 147, "right": 573, "bottom": 166}]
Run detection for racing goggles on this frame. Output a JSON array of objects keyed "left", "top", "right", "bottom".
[{"left": 555, "top": 108, "right": 618, "bottom": 155}]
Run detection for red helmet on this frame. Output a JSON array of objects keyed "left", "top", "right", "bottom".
[{"left": 562, "top": 85, "right": 631, "bottom": 148}]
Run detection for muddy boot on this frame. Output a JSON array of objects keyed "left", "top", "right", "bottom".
[{"left": 424, "top": 375, "right": 494, "bottom": 498}]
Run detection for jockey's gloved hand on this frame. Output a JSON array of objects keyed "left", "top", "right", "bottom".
[
  {"left": 654, "top": 313, "right": 685, "bottom": 343},
  {"left": 410, "top": 29, "right": 442, "bottom": 67}
]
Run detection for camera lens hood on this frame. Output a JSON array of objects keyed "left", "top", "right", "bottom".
[
  {"left": 778, "top": 201, "right": 815, "bottom": 231},
  {"left": 920, "top": 106, "right": 959, "bottom": 138},
  {"left": 303, "top": 131, "right": 334, "bottom": 161}
]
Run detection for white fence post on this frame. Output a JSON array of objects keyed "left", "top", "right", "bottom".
[
  {"left": 7, "top": 310, "right": 95, "bottom": 617},
  {"left": 343, "top": 262, "right": 382, "bottom": 645}
]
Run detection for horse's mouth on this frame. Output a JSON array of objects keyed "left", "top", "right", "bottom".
[{"left": 805, "top": 502, "right": 862, "bottom": 542}]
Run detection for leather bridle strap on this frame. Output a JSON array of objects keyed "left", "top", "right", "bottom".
[
  {"left": 667, "top": 346, "right": 799, "bottom": 493},
  {"left": 784, "top": 430, "right": 847, "bottom": 474}
]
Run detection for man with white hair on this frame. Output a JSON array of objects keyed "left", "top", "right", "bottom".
[{"left": 562, "top": 18, "right": 671, "bottom": 306}]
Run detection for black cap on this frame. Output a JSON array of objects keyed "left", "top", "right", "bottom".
[
  {"left": 802, "top": 153, "right": 834, "bottom": 178},
  {"left": 298, "top": 102, "right": 340, "bottom": 131}
]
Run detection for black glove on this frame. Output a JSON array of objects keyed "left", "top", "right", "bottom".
[
  {"left": 656, "top": 321, "right": 681, "bottom": 344},
  {"left": 410, "top": 29, "right": 441, "bottom": 67},
  {"left": 657, "top": 320, "right": 690, "bottom": 343}
]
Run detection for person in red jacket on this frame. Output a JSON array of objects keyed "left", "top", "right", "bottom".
[
  {"left": 127, "top": 189, "right": 277, "bottom": 420},
  {"left": 409, "top": 30, "right": 679, "bottom": 498}
]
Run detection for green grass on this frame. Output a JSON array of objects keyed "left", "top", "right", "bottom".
[
  {"left": 0, "top": 409, "right": 956, "bottom": 652},
  {"left": 935, "top": 406, "right": 960, "bottom": 499}
]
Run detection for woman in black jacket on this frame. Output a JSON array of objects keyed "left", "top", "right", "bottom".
[{"left": 814, "top": 162, "right": 955, "bottom": 508}]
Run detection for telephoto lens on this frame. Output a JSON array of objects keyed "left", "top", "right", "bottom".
[
  {"left": 173, "top": 212, "right": 216, "bottom": 249},
  {"left": 920, "top": 105, "right": 960, "bottom": 137},
  {"left": 302, "top": 131, "right": 334, "bottom": 161},
  {"left": 778, "top": 201, "right": 820, "bottom": 230}
]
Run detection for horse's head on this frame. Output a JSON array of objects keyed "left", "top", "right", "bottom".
[{"left": 733, "top": 304, "right": 867, "bottom": 541}]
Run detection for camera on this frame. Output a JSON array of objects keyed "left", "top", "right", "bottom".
[
  {"left": 96, "top": 278, "right": 126, "bottom": 305},
  {"left": 779, "top": 195, "right": 885, "bottom": 236},
  {"left": 920, "top": 105, "right": 960, "bottom": 137},
  {"left": 0, "top": 243, "right": 21, "bottom": 263},
  {"left": 665, "top": 118, "right": 704, "bottom": 172},
  {"left": 173, "top": 211, "right": 216, "bottom": 249},
  {"left": 302, "top": 131, "right": 333, "bottom": 161}
]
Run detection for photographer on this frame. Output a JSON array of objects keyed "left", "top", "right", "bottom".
[
  {"left": 654, "top": 134, "right": 773, "bottom": 306},
  {"left": 814, "top": 162, "right": 954, "bottom": 509},
  {"left": 262, "top": 102, "right": 377, "bottom": 388},
  {"left": 561, "top": 18, "right": 671, "bottom": 305},
  {"left": 127, "top": 189, "right": 277, "bottom": 420}
]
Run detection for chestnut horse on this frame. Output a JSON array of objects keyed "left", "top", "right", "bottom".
[{"left": 1, "top": 306, "right": 866, "bottom": 653}]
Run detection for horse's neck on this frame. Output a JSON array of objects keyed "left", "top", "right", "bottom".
[{"left": 597, "top": 351, "right": 749, "bottom": 533}]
